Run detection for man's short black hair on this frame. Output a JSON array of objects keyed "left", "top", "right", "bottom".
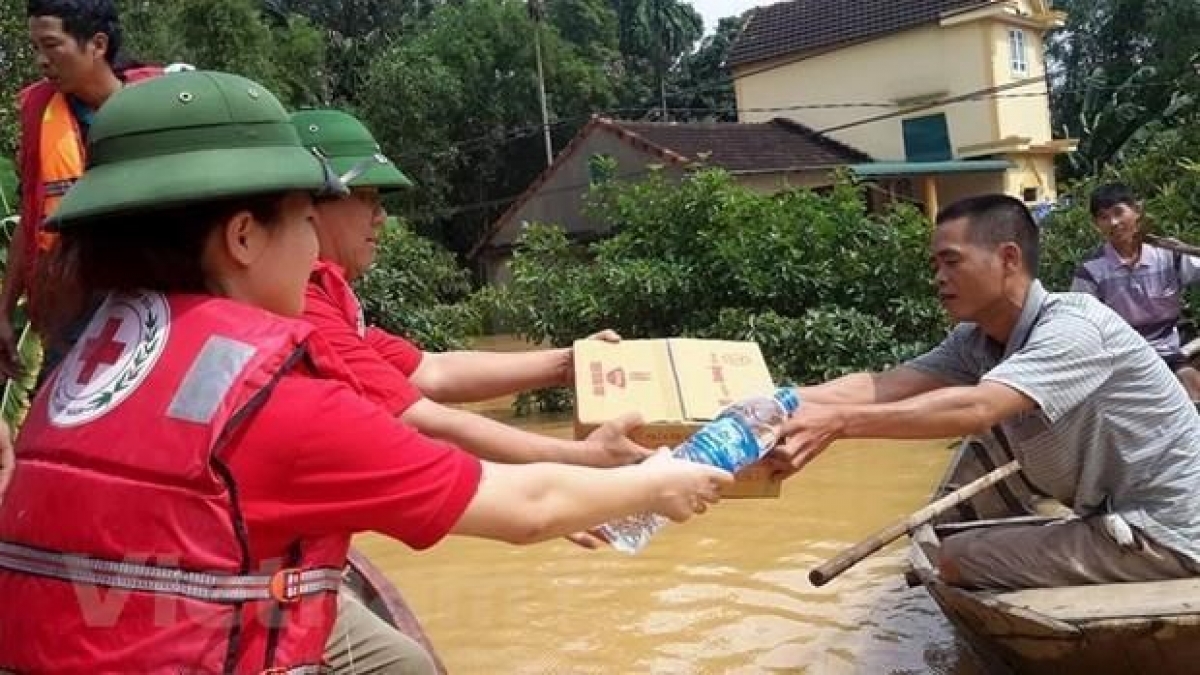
[
  {"left": 1089, "top": 182, "right": 1139, "bottom": 217},
  {"left": 936, "top": 193, "right": 1040, "bottom": 273},
  {"left": 27, "top": 0, "right": 122, "bottom": 64}
]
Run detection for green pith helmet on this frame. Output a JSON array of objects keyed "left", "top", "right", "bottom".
[
  {"left": 290, "top": 109, "right": 413, "bottom": 192},
  {"left": 49, "top": 70, "right": 346, "bottom": 230}
]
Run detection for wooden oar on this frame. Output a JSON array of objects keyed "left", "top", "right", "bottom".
[
  {"left": 1144, "top": 233, "right": 1200, "bottom": 257},
  {"left": 808, "top": 459, "right": 1021, "bottom": 587}
]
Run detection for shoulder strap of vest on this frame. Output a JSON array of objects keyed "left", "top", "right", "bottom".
[
  {"left": 118, "top": 65, "right": 164, "bottom": 83},
  {"left": 17, "top": 82, "right": 58, "bottom": 257},
  {"left": 18, "top": 81, "right": 56, "bottom": 162}
]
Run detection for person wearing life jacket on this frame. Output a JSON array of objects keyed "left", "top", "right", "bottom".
[
  {"left": 0, "top": 0, "right": 165, "bottom": 383},
  {"left": 291, "top": 109, "right": 655, "bottom": 673},
  {"left": 0, "top": 70, "right": 732, "bottom": 674}
]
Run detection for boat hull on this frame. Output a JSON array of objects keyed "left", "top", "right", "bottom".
[{"left": 907, "top": 437, "right": 1200, "bottom": 675}]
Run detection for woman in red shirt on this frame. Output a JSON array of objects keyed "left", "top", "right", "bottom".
[{"left": 0, "top": 71, "right": 731, "bottom": 674}]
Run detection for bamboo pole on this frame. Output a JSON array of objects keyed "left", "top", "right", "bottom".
[
  {"left": 809, "top": 460, "right": 1021, "bottom": 587},
  {"left": 1144, "top": 233, "right": 1200, "bottom": 257}
]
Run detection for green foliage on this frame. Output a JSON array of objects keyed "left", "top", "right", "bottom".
[
  {"left": 614, "top": 0, "right": 703, "bottom": 116},
  {"left": 1048, "top": 0, "right": 1200, "bottom": 178},
  {"left": 668, "top": 15, "right": 743, "bottom": 122},
  {"left": 483, "top": 169, "right": 948, "bottom": 391},
  {"left": 1, "top": 304, "right": 43, "bottom": 430},
  {"left": 120, "top": 0, "right": 326, "bottom": 106},
  {"left": 357, "top": 0, "right": 623, "bottom": 253},
  {"left": 0, "top": 157, "right": 16, "bottom": 217},
  {"left": 354, "top": 219, "right": 482, "bottom": 351},
  {"left": 0, "top": 0, "right": 38, "bottom": 157}
]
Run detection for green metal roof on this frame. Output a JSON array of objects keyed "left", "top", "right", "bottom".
[{"left": 848, "top": 159, "right": 1013, "bottom": 177}]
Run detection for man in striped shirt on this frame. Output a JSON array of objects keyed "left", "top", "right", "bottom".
[
  {"left": 1070, "top": 182, "right": 1200, "bottom": 399},
  {"left": 777, "top": 194, "right": 1200, "bottom": 591}
]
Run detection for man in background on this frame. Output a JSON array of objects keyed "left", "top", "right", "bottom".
[
  {"left": 0, "top": 0, "right": 163, "bottom": 382},
  {"left": 1071, "top": 182, "right": 1200, "bottom": 399}
]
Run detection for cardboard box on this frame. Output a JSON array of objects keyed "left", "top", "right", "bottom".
[{"left": 573, "top": 338, "right": 783, "bottom": 498}]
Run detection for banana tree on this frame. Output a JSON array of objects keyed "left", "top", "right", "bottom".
[{"left": 1, "top": 301, "right": 42, "bottom": 430}]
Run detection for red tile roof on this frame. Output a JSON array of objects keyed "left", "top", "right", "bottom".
[
  {"left": 615, "top": 117, "right": 871, "bottom": 171},
  {"left": 728, "top": 0, "right": 992, "bottom": 69},
  {"left": 470, "top": 116, "right": 871, "bottom": 257}
]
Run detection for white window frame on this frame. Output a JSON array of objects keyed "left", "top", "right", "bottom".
[{"left": 1008, "top": 29, "right": 1029, "bottom": 76}]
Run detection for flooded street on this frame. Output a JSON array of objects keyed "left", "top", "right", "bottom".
[{"left": 354, "top": 338, "right": 981, "bottom": 674}]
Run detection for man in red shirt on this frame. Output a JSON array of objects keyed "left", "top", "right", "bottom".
[
  {"left": 293, "top": 110, "right": 647, "bottom": 467},
  {"left": 293, "top": 109, "right": 654, "bottom": 673}
]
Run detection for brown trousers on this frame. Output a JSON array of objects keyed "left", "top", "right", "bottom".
[{"left": 941, "top": 516, "right": 1199, "bottom": 591}]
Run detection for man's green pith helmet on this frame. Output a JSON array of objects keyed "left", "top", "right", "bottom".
[
  {"left": 49, "top": 70, "right": 347, "bottom": 230},
  {"left": 290, "top": 109, "right": 413, "bottom": 193}
]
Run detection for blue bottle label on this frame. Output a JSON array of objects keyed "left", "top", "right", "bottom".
[{"left": 679, "top": 417, "right": 759, "bottom": 472}]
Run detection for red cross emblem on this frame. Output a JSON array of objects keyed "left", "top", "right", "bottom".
[{"left": 77, "top": 317, "right": 127, "bottom": 385}]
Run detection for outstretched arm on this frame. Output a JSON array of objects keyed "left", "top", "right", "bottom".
[
  {"left": 797, "top": 366, "right": 950, "bottom": 405},
  {"left": 401, "top": 398, "right": 650, "bottom": 467},
  {"left": 408, "top": 330, "right": 621, "bottom": 403},
  {"left": 410, "top": 348, "right": 574, "bottom": 403},
  {"left": 451, "top": 451, "right": 732, "bottom": 545},
  {"left": 776, "top": 381, "right": 1035, "bottom": 474}
]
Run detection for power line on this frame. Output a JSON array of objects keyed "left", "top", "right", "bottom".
[
  {"left": 397, "top": 78, "right": 1192, "bottom": 224},
  {"left": 389, "top": 79, "right": 1181, "bottom": 163}
]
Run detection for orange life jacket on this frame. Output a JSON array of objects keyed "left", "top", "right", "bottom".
[
  {"left": 34, "top": 91, "right": 85, "bottom": 252},
  {"left": 16, "top": 67, "right": 162, "bottom": 308},
  {"left": 0, "top": 291, "right": 350, "bottom": 673}
]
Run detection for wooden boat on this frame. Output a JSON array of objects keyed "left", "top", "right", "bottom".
[
  {"left": 344, "top": 548, "right": 449, "bottom": 675},
  {"left": 904, "top": 436, "right": 1200, "bottom": 675}
]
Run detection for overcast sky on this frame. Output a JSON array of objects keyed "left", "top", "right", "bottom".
[{"left": 686, "top": 0, "right": 765, "bottom": 34}]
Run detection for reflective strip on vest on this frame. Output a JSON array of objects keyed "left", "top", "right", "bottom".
[
  {"left": 0, "top": 540, "right": 343, "bottom": 603},
  {"left": 168, "top": 335, "right": 258, "bottom": 424},
  {"left": 43, "top": 178, "right": 76, "bottom": 197}
]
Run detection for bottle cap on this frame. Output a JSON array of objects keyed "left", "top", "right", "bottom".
[{"left": 774, "top": 387, "right": 801, "bottom": 414}]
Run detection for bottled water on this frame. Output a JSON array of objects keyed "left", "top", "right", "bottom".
[{"left": 599, "top": 387, "right": 801, "bottom": 554}]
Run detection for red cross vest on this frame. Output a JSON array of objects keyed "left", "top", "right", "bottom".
[{"left": 0, "top": 291, "right": 352, "bottom": 674}]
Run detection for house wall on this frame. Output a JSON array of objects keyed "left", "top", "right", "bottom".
[
  {"left": 487, "top": 132, "right": 685, "bottom": 249},
  {"left": 479, "top": 250, "right": 514, "bottom": 287},
  {"left": 937, "top": 172, "right": 1008, "bottom": 207},
  {"left": 1003, "top": 153, "right": 1057, "bottom": 202},
  {"left": 732, "top": 17, "right": 1054, "bottom": 161},
  {"left": 986, "top": 21, "right": 1053, "bottom": 146}
]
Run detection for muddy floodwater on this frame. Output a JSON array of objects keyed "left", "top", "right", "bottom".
[{"left": 354, "top": 337, "right": 981, "bottom": 674}]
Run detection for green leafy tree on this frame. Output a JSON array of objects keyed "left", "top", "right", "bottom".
[
  {"left": 667, "top": 15, "right": 743, "bottom": 122},
  {"left": 357, "top": 0, "right": 621, "bottom": 254},
  {"left": 613, "top": 0, "right": 703, "bottom": 119},
  {"left": 263, "top": 0, "right": 433, "bottom": 105},
  {"left": 0, "top": 0, "right": 39, "bottom": 156},
  {"left": 355, "top": 219, "right": 482, "bottom": 351},
  {"left": 1048, "top": 0, "right": 1200, "bottom": 178},
  {"left": 483, "top": 169, "right": 947, "bottom": 393},
  {"left": 120, "top": 0, "right": 325, "bottom": 107}
]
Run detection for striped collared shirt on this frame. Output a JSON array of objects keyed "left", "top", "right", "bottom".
[
  {"left": 1071, "top": 243, "right": 1200, "bottom": 356},
  {"left": 907, "top": 281, "right": 1200, "bottom": 564}
]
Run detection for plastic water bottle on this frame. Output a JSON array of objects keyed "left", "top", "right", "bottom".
[{"left": 599, "top": 387, "right": 801, "bottom": 554}]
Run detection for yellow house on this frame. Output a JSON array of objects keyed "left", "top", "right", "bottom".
[{"left": 728, "top": 0, "right": 1077, "bottom": 217}]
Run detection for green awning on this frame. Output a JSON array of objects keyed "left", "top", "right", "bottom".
[{"left": 848, "top": 159, "right": 1013, "bottom": 177}]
